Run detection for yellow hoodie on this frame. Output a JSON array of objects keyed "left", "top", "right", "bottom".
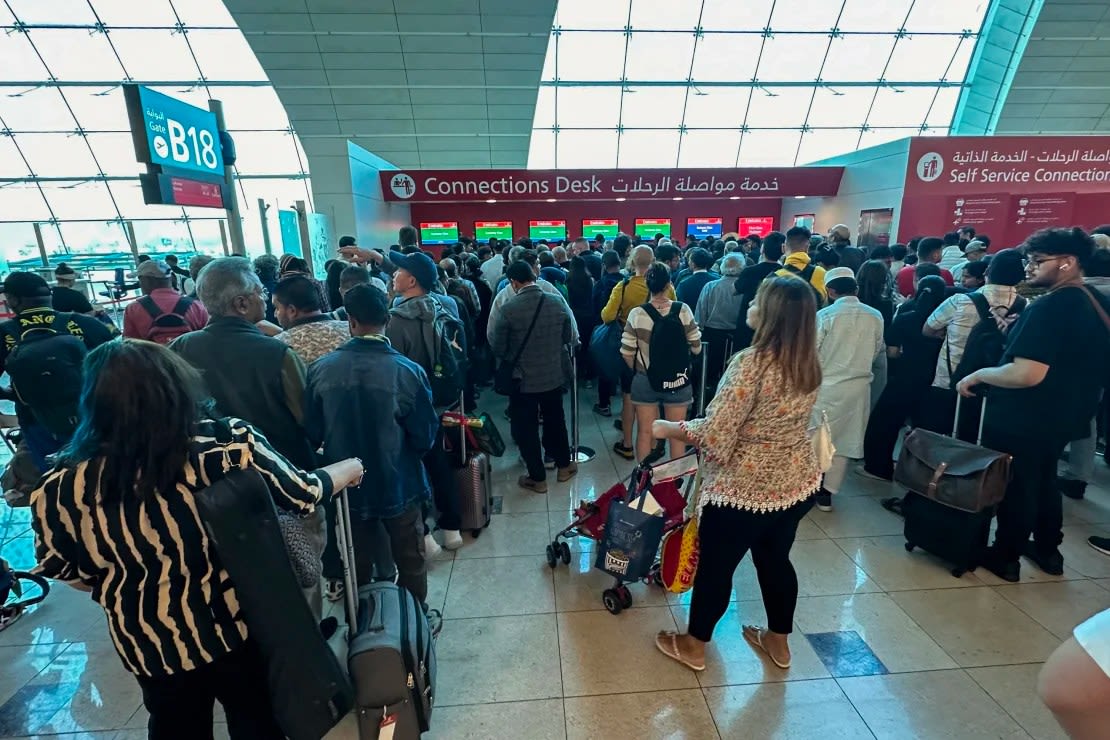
[{"left": 775, "top": 252, "right": 827, "bottom": 302}]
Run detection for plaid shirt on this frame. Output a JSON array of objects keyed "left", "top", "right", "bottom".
[{"left": 276, "top": 315, "right": 351, "bottom": 365}]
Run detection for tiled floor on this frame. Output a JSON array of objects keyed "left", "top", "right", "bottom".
[{"left": 2, "top": 389, "right": 1109, "bottom": 739}]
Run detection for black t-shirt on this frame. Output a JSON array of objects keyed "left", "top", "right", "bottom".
[
  {"left": 51, "top": 286, "right": 94, "bottom": 314},
  {"left": 731, "top": 262, "right": 783, "bottom": 348},
  {"left": 885, "top": 307, "right": 942, "bottom": 389},
  {"left": 986, "top": 286, "right": 1110, "bottom": 443}
]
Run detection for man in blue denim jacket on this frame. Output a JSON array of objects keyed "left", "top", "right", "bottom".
[{"left": 305, "top": 284, "right": 440, "bottom": 622}]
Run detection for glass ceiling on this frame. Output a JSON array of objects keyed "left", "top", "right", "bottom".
[
  {"left": 527, "top": 0, "right": 992, "bottom": 169},
  {"left": 0, "top": 0, "right": 312, "bottom": 258}
]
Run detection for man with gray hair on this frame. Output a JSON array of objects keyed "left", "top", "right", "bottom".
[
  {"left": 694, "top": 252, "right": 746, "bottom": 396},
  {"left": 171, "top": 257, "right": 316, "bottom": 472}
]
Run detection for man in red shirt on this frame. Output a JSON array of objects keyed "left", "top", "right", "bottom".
[
  {"left": 895, "top": 237, "right": 955, "bottom": 297},
  {"left": 123, "top": 259, "right": 209, "bottom": 344}
]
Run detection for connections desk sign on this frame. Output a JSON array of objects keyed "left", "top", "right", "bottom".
[{"left": 123, "top": 85, "right": 224, "bottom": 177}]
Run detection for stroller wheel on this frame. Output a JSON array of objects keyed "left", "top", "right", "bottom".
[
  {"left": 559, "top": 541, "right": 571, "bottom": 565},
  {"left": 602, "top": 589, "right": 622, "bottom": 615},
  {"left": 616, "top": 585, "right": 633, "bottom": 609},
  {"left": 648, "top": 563, "right": 664, "bottom": 588},
  {"left": 545, "top": 544, "right": 558, "bottom": 569}
]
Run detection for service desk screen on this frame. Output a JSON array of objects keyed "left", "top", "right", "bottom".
[
  {"left": 687, "top": 217, "right": 722, "bottom": 238},
  {"left": 635, "top": 218, "right": 671, "bottom": 238},
  {"left": 529, "top": 220, "right": 566, "bottom": 241},
  {"left": 419, "top": 222, "right": 459, "bottom": 245},
  {"left": 582, "top": 219, "right": 619, "bottom": 240},
  {"left": 738, "top": 217, "right": 774, "bottom": 238},
  {"left": 474, "top": 220, "right": 512, "bottom": 241}
]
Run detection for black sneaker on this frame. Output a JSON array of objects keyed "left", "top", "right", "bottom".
[
  {"left": 1088, "top": 536, "right": 1110, "bottom": 556},
  {"left": 880, "top": 496, "right": 905, "bottom": 517},
  {"left": 981, "top": 546, "right": 1020, "bottom": 583},
  {"left": 613, "top": 419, "right": 623, "bottom": 432},
  {"left": 1058, "top": 478, "right": 1087, "bottom": 500},
  {"left": 593, "top": 403, "right": 612, "bottom": 417},
  {"left": 1022, "top": 541, "right": 1064, "bottom": 576},
  {"left": 815, "top": 492, "right": 832, "bottom": 512},
  {"left": 612, "top": 442, "right": 635, "bottom": 460}
]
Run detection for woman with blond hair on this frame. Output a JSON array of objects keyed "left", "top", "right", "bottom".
[{"left": 652, "top": 275, "right": 822, "bottom": 673}]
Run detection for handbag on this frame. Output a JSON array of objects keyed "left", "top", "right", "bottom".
[
  {"left": 589, "top": 278, "right": 631, "bottom": 382},
  {"left": 595, "top": 487, "right": 667, "bottom": 582},
  {"left": 894, "top": 395, "right": 1011, "bottom": 513},
  {"left": 810, "top": 409, "right": 835, "bottom": 472},
  {"left": 493, "top": 294, "right": 544, "bottom": 396},
  {"left": 658, "top": 465, "right": 702, "bottom": 594}
]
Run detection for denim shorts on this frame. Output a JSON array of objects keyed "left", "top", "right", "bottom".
[{"left": 630, "top": 372, "right": 693, "bottom": 407}]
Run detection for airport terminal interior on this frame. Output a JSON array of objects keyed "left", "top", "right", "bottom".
[{"left": 4, "top": 0, "right": 1110, "bottom": 739}]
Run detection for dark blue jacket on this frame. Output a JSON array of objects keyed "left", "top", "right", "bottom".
[
  {"left": 304, "top": 337, "right": 438, "bottom": 520},
  {"left": 592, "top": 271, "right": 624, "bottom": 317}
]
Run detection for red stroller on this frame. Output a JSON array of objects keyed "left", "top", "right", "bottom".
[{"left": 547, "top": 442, "right": 697, "bottom": 614}]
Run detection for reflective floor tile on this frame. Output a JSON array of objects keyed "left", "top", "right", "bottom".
[
  {"left": 1095, "top": 578, "right": 1110, "bottom": 592},
  {"left": 841, "top": 470, "right": 900, "bottom": 498},
  {"left": 835, "top": 535, "right": 985, "bottom": 591},
  {"left": 804, "top": 631, "right": 888, "bottom": 678},
  {"left": 492, "top": 487, "right": 549, "bottom": 514},
  {"left": 0, "top": 520, "right": 30, "bottom": 545},
  {"left": 425, "top": 556, "right": 454, "bottom": 613},
  {"left": 1056, "top": 526, "right": 1110, "bottom": 579},
  {"left": 790, "top": 540, "right": 881, "bottom": 598},
  {"left": 0, "top": 537, "right": 35, "bottom": 571},
  {"left": 993, "top": 580, "right": 1110, "bottom": 639},
  {"left": 26, "top": 639, "right": 143, "bottom": 735},
  {"left": 558, "top": 606, "right": 697, "bottom": 696},
  {"left": 0, "top": 585, "right": 105, "bottom": 648},
  {"left": 838, "top": 669, "right": 1030, "bottom": 740},
  {"left": 704, "top": 678, "right": 875, "bottom": 739},
  {"left": 890, "top": 587, "right": 1059, "bottom": 667},
  {"left": 792, "top": 517, "right": 827, "bottom": 541},
  {"left": 966, "top": 664, "right": 1067, "bottom": 740},
  {"left": 564, "top": 689, "right": 719, "bottom": 740},
  {"left": 0, "top": 643, "right": 68, "bottom": 706},
  {"left": 426, "top": 698, "right": 566, "bottom": 740},
  {"left": 792, "top": 593, "right": 957, "bottom": 674},
  {"left": 671, "top": 602, "right": 831, "bottom": 688},
  {"left": 444, "top": 555, "right": 555, "bottom": 619},
  {"left": 455, "top": 512, "right": 550, "bottom": 560},
  {"left": 807, "top": 496, "right": 905, "bottom": 539},
  {"left": 552, "top": 554, "right": 668, "bottom": 612},
  {"left": 435, "top": 613, "right": 562, "bottom": 706},
  {"left": 321, "top": 713, "right": 359, "bottom": 739},
  {"left": 1062, "top": 490, "right": 1110, "bottom": 525}
]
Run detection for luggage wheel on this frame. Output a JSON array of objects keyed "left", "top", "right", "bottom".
[
  {"left": 602, "top": 588, "right": 623, "bottom": 615},
  {"left": 545, "top": 544, "right": 558, "bottom": 569},
  {"left": 951, "top": 567, "right": 966, "bottom": 578},
  {"left": 904, "top": 542, "right": 915, "bottom": 552},
  {"left": 471, "top": 528, "right": 483, "bottom": 539},
  {"left": 559, "top": 541, "right": 571, "bottom": 565}
]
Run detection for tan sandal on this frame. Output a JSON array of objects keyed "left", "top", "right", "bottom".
[
  {"left": 654, "top": 630, "right": 705, "bottom": 672},
  {"left": 743, "top": 625, "right": 791, "bottom": 669}
]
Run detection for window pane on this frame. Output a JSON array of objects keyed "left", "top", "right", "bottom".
[
  {"left": 131, "top": 219, "right": 195, "bottom": 253},
  {"left": 174, "top": 0, "right": 236, "bottom": 27},
  {"left": 624, "top": 32, "right": 696, "bottom": 82},
  {"left": 743, "top": 87, "right": 814, "bottom": 129},
  {"left": 905, "top": 0, "right": 990, "bottom": 33},
  {"left": 885, "top": 35, "right": 962, "bottom": 81},
  {"left": 57, "top": 221, "right": 131, "bottom": 255},
  {"left": 531, "top": 87, "right": 556, "bottom": 130},
  {"left": 678, "top": 130, "right": 742, "bottom": 167},
  {"left": 683, "top": 87, "right": 753, "bottom": 128},
  {"left": 797, "top": 129, "right": 865, "bottom": 164},
  {"left": 2, "top": 87, "right": 79, "bottom": 132},
  {"left": 700, "top": 1, "right": 775, "bottom": 31},
  {"left": 0, "top": 222, "right": 43, "bottom": 263},
  {"left": 621, "top": 86, "right": 687, "bottom": 128},
  {"left": 806, "top": 87, "right": 880, "bottom": 128},
  {"left": 0, "top": 183, "right": 52, "bottom": 221},
  {"left": 557, "top": 129, "right": 618, "bottom": 168},
  {"left": 30, "top": 29, "right": 126, "bottom": 81},
  {"left": 838, "top": 0, "right": 915, "bottom": 32},
  {"left": 17, "top": 133, "right": 100, "bottom": 177},
  {"left": 867, "top": 86, "right": 939, "bottom": 128},
  {"left": 553, "top": 87, "right": 622, "bottom": 128},
  {"left": 690, "top": 34, "right": 762, "bottom": 83},
  {"left": 629, "top": 0, "right": 702, "bottom": 31},
  {"left": 64, "top": 87, "right": 132, "bottom": 132},
  {"left": 820, "top": 35, "right": 898, "bottom": 82},
  {"left": 110, "top": 30, "right": 201, "bottom": 81},
  {"left": 188, "top": 30, "right": 268, "bottom": 82},
  {"left": 39, "top": 180, "right": 119, "bottom": 220},
  {"left": 555, "top": 32, "right": 627, "bottom": 82},
  {"left": 617, "top": 129, "right": 679, "bottom": 167},
  {"left": 541, "top": 33, "right": 558, "bottom": 81},
  {"left": 527, "top": 128, "right": 556, "bottom": 168},
  {"left": 770, "top": 0, "right": 847, "bottom": 31},
  {"left": 555, "top": 0, "right": 629, "bottom": 30},
  {"left": 7, "top": 0, "right": 97, "bottom": 25},
  {"left": 0, "top": 30, "right": 48, "bottom": 82},
  {"left": 755, "top": 34, "right": 829, "bottom": 82},
  {"left": 927, "top": 87, "right": 961, "bottom": 127},
  {"left": 737, "top": 129, "right": 803, "bottom": 166},
  {"left": 93, "top": 0, "right": 179, "bottom": 27},
  {"left": 85, "top": 133, "right": 145, "bottom": 177},
  {"left": 111, "top": 179, "right": 189, "bottom": 220}
]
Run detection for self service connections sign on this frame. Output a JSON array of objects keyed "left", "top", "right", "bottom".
[{"left": 123, "top": 85, "right": 224, "bottom": 176}]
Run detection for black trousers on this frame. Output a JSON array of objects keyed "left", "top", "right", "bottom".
[
  {"left": 916, "top": 386, "right": 980, "bottom": 442},
  {"left": 136, "top": 642, "right": 283, "bottom": 740},
  {"left": 321, "top": 493, "right": 396, "bottom": 582},
  {"left": 699, "top": 326, "right": 734, "bottom": 403},
  {"left": 984, "top": 428, "right": 1067, "bottom": 562},
  {"left": 423, "top": 426, "right": 461, "bottom": 531},
  {"left": 863, "top": 382, "right": 921, "bottom": 479},
  {"left": 688, "top": 497, "right": 815, "bottom": 642},
  {"left": 510, "top": 387, "right": 571, "bottom": 482},
  {"left": 351, "top": 502, "right": 427, "bottom": 604}
]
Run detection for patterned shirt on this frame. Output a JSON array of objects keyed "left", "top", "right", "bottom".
[
  {"left": 925, "top": 285, "right": 1020, "bottom": 389},
  {"left": 683, "top": 351, "right": 821, "bottom": 514},
  {"left": 31, "top": 418, "right": 332, "bottom": 677},
  {"left": 276, "top": 315, "right": 351, "bottom": 365}
]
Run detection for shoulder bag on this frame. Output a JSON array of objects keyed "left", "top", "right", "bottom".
[
  {"left": 589, "top": 277, "right": 632, "bottom": 382},
  {"left": 493, "top": 294, "right": 544, "bottom": 396}
]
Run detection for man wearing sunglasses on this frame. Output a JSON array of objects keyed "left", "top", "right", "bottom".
[{"left": 957, "top": 227, "right": 1110, "bottom": 582}]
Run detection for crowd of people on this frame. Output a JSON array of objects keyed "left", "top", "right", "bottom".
[{"left": 3, "top": 218, "right": 1110, "bottom": 737}]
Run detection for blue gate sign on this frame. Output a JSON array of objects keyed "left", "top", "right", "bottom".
[{"left": 123, "top": 84, "right": 225, "bottom": 177}]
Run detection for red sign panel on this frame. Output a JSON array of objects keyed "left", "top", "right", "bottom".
[
  {"left": 737, "top": 217, "right": 775, "bottom": 237},
  {"left": 1008, "top": 193, "right": 1076, "bottom": 234},
  {"left": 380, "top": 167, "right": 844, "bottom": 203},
  {"left": 582, "top": 218, "right": 618, "bottom": 228},
  {"left": 905, "top": 136, "right": 1110, "bottom": 196},
  {"left": 170, "top": 177, "right": 223, "bottom": 208},
  {"left": 475, "top": 220, "right": 511, "bottom": 229},
  {"left": 946, "top": 194, "right": 1011, "bottom": 233}
]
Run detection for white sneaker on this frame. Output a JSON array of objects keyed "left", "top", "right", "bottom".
[
  {"left": 442, "top": 529, "right": 464, "bottom": 550},
  {"left": 423, "top": 533, "right": 442, "bottom": 559}
]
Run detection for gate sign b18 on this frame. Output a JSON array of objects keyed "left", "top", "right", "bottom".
[{"left": 123, "top": 85, "right": 224, "bottom": 176}]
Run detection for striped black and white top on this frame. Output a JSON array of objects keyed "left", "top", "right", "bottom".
[{"left": 30, "top": 417, "right": 333, "bottom": 677}]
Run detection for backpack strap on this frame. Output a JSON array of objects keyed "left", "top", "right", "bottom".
[
  {"left": 968, "top": 292, "right": 992, "bottom": 322},
  {"left": 641, "top": 303, "right": 663, "bottom": 323},
  {"left": 138, "top": 295, "right": 164, "bottom": 321},
  {"left": 799, "top": 263, "right": 816, "bottom": 282},
  {"left": 170, "top": 296, "right": 194, "bottom": 316},
  {"left": 615, "top": 277, "right": 632, "bottom": 322},
  {"left": 667, "top": 301, "right": 684, "bottom": 319},
  {"left": 1009, "top": 295, "right": 1027, "bottom": 314}
]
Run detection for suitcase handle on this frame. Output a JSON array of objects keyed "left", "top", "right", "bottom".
[
  {"left": 335, "top": 487, "right": 361, "bottom": 641},
  {"left": 953, "top": 393, "right": 987, "bottom": 446}
]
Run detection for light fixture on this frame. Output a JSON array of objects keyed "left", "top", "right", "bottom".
[
  {"left": 673, "top": 197, "right": 683, "bottom": 201},
  {"left": 486, "top": 199, "right": 496, "bottom": 203},
  {"left": 615, "top": 197, "right": 626, "bottom": 202},
  {"left": 795, "top": 195, "right": 806, "bottom": 199},
  {"left": 546, "top": 198, "right": 556, "bottom": 202},
  {"left": 729, "top": 196, "right": 740, "bottom": 200}
]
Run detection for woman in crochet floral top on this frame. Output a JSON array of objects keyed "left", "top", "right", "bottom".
[{"left": 652, "top": 275, "right": 822, "bottom": 672}]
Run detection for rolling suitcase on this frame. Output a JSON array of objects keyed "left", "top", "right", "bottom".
[
  {"left": 448, "top": 394, "right": 493, "bottom": 537},
  {"left": 195, "top": 468, "right": 354, "bottom": 740},
  {"left": 336, "top": 487, "right": 436, "bottom": 740},
  {"left": 895, "top": 396, "right": 1011, "bottom": 577}
]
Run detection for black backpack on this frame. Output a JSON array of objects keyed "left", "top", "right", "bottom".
[
  {"left": 773, "top": 263, "right": 824, "bottom": 306},
  {"left": 4, "top": 312, "right": 88, "bottom": 439},
  {"left": 640, "top": 302, "right": 692, "bottom": 392},
  {"left": 426, "top": 306, "right": 468, "bottom": 407},
  {"left": 138, "top": 295, "right": 196, "bottom": 345},
  {"left": 948, "top": 293, "right": 1027, "bottom": 388}
]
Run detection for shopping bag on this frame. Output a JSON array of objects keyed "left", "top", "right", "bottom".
[
  {"left": 659, "top": 517, "right": 699, "bottom": 594},
  {"left": 595, "top": 491, "right": 666, "bottom": 582},
  {"left": 470, "top": 412, "right": 506, "bottom": 457}
]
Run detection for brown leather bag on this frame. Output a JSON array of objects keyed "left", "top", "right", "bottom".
[{"left": 894, "top": 396, "right": 1011, "bottom": 513}]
